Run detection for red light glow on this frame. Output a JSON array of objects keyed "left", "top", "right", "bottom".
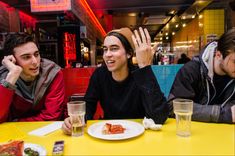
[
  {"left": 19, "top": 11, "right": 37, "bottom": 29},
  {"left": 80, "top": 0, "right": 106, "bottom": 37},
  {"left": 63, "top": 32, "right": 77, "bottom": 61}
]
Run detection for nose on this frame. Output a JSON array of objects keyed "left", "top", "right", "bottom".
[
  {"left": 31, "top": 56, "right": 38, "bottom": 65},
  {"left": 104, "top": 49, "right": 112, "bottom": 57}
]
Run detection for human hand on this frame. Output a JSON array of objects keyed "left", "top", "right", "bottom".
[
  {"left": 132, "top": 27, "right": 157, "bottom": 68},
  {"left": 231, "top": 105, "right": 235, "bottom": 123},
  {"left": 2, "top": 55, "right": 22, "bottom": 85},
  {"left": 61, "top": 117, "right": 72, "bottom": 135}
]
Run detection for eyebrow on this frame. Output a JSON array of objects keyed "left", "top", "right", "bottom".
[
  {"left": 20, "top": 51, "right": 39, "bottom": 57},
  {"left": 103, "top": 45, "right": 119, "bottom": 48}
]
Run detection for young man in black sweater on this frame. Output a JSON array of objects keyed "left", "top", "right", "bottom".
[{"left": 62, "top": 27, "right": 169, "bottom": 135}]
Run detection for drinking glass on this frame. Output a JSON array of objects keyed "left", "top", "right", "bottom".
[
  {"left": 67, "top": 101, "right": 86, "bottom": 137},
  {"left": 173, "top": 98, "right": 193, "bottom": 137}
]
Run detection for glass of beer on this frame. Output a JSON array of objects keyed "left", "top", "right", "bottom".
[
  {"left": 67, "top": 101, "right": 86, "bottom": 137},
  {"left": 173, "top": 98, "right": 193, "bottom": 137}
]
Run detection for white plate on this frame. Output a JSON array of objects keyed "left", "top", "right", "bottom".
[
  {"left": 87, "top": 120, "right": 145, "bottom": 140},
  {"left": 24, "top": 143, "right": 46, "bottom": 156}
]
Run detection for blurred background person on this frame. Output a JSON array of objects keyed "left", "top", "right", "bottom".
[{"left": 177, "top": 53, "right": 191, "bottom": 64}]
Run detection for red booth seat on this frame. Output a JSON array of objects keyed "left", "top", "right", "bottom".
[{"left": 62, "top": 67, "right": 103, "bottom": 119}]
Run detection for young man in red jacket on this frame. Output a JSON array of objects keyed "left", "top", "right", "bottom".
[{"left": 0, "top": 33, "right": 65, "bottom": 123}]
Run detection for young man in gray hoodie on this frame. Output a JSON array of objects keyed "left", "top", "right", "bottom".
[{"left": 169, "top": 28, "right": 235, "bottom": 124}]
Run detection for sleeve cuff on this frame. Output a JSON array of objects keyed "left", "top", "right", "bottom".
[
  {"left": 218, "top": 106, "right": 233, "bottom": 123},
  {"left": 0, "top": 79, "right": 17, "bottom": 90}
]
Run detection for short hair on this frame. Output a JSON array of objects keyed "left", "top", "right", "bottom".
[
  {"left": 217, "top": 28, "right": 235, "bottom": 58},
  {"left": 181, "top": 53, "right": 187, "bottom": 58},
  {"left": 3, "top": 33, "right": 36, "bottom": 56}
]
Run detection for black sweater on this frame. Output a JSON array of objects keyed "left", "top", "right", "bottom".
[{"left": 84, "top": 65, "right": 169, "bottom": 124}]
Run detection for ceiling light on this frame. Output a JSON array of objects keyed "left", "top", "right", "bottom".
[
  {"left": 182, "top": 23, "right": 186, "bottom": 27},
  {"left": 192, "top": 15, "right": 195, "bottom": 19},
  {"left": 128, "top": 13, "right": 136, "bottom": 16},
  {"left": 199, "top": 14, "right": 203, "bottom": 19},
  {"left": 182, "top": 16, "right": 186, "bottom": 20},
  {"left": 160, "top": 37, "right": 162, "bottom": 40},
  {"left": 199, "top": 23, "right": 203, "bottom": 27},
  {"left": 166, "top": 36, "right": 169, "bottom": 40},
  {"left": 166, "top": 23, "right": 169, "bottom": 29},
  {"left": 175, "top": 24, "right": 179, "bottom": 28},
  {"left": 169, "top": 10, "right": 175, "bottom": 15},
  {"left": 172, "top": 32, "right": 175, "bottom": 35},
  {"left": 165, "top": 32, "right": 168, "bottom": 36}
]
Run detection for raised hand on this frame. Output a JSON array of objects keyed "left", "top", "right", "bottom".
[
  {"left": 132, "top": 27, "right": 157, "bottom": 68},
  {"left": 2, "top": 55, "right": 22, "bottom": 85}
]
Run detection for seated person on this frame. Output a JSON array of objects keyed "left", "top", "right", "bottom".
[
  {"left": 177, "top": 53, "right": 190, "bottom": 64},
  {"left": 0, "top": 33, "right": 65, "bottom": 123},
  {"left": 169, "top": 28, "right": 235, "bottom": 123},
  {"left": 62, "top": 27, "right": 169, "bottom": 135}
]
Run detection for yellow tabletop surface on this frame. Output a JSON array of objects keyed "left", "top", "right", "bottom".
[{"left": 0, "top": 118, "right": 234, "bottom": 155}]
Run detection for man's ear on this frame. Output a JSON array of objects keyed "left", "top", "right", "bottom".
[
  {"left": 215, "top": 51, "right": 222, "bottom": 58},
  {"left": 215, "top": 51, "right": 223, "bottom": 62}
]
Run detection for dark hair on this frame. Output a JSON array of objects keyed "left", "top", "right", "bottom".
[
  {"left": 181, "top": 53, "right": 187, "bottom": 58},
  {"left": 217, "top": 28, "right": 235, "bottom": 58},
  {"left": 106, "top": 32, "right": 134, "bottom": 65},
  {"left": 3, "top": 33, "right": 36, "bottom": 56}
]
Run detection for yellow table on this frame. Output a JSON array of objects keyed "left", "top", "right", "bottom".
[{"left": 0, "top": 119, "right": 234, "bottom": 155}]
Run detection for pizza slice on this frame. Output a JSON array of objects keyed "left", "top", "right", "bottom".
[
  {"left": 0, "top": 140, "right": 24, "bottom": 156},
  {"left": 102, "top": 123, "right": 126, "bottom": 134}
]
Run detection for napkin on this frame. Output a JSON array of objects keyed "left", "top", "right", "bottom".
[
  {"left": 142, "top": 117, "right": 162, "bottom": 130},
  {"left": 28, "top": 122, "right": 63, "bottom": 136}
]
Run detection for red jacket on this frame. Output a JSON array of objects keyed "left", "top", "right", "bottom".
[{"left": 0, "top": 59, "right": 66, "bottom": 123}]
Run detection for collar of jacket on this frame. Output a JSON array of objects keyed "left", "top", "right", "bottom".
[
  {"left": 197, "top": 41, "right": 218, "bottom": 82},
  {"left": 33, "top": 58, "right": 61, "bottom": 105}
]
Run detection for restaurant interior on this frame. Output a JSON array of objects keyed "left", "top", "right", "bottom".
[
  {"left": 0, "top": 0, "right": 234, "bottom": 67},
  {"left": 0, "top": 0, "right": 234, "bottom": 155},
  {"left": 1, "top": 0, "right": 233, "bottom": 97}
]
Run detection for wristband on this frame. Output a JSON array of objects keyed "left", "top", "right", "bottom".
[{"left": 0, "top": 79, "right": 17, "bottom": 90}]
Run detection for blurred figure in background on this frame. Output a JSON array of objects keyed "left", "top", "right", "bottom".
[
  {"left": 0, "top": 33, "right": 65, "bottom": 123},
  {"left": 177, "top": 53, "right": 190, "bottom": 64}
]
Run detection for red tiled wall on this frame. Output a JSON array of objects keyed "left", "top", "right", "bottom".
[{"left": 62, "top": 67, "right": 95, "bottom": 98}]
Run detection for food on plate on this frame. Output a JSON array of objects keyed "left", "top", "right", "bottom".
[
  {"left": 0, "top": 140, "right": 24, "bottom": 156},
  {"left": 24, "top": 147, "right": 39, "bottom": 156},
  {"left": 102, "top": 123, "right": 126, "bottom": 134}
]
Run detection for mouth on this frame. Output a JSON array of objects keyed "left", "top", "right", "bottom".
[
  {"left": 29, "top": 67, "right": 39, "bottom": 73},
  {"left": 106, "top": 60, "right": 115, "bottom": 66}
]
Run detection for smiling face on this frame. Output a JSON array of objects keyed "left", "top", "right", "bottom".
[
  {"left": 103, "top": 36, "right": 130, "bottom": 74},
  {"left": 13, "top": 42, "right": 41, "bottom": 81}
]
